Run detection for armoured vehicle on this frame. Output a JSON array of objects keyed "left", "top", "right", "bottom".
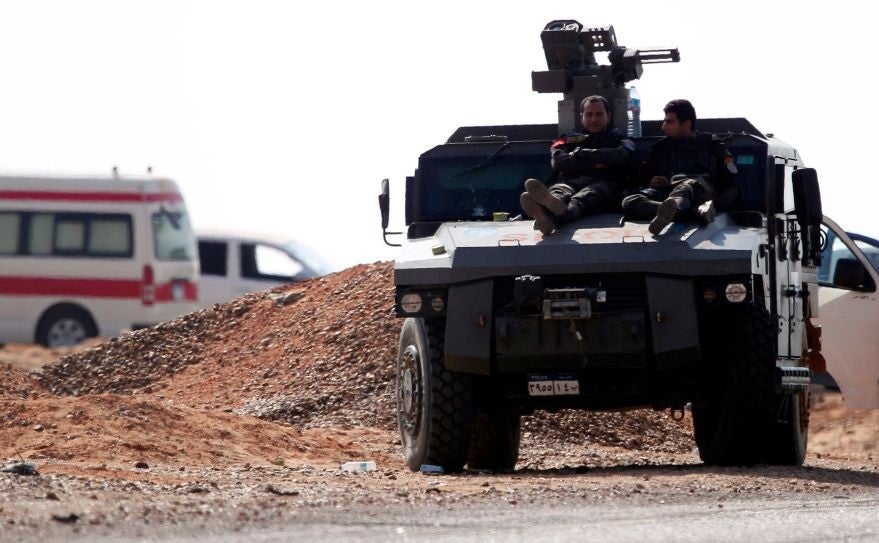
[{"left": 378, "top": 20, "right": 824, "bottom": 470}]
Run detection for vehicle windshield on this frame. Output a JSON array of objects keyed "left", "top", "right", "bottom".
[
  {"left": 152, "top": 207, "right": 196, "bottom": 261},
  {"left": 414, "top": 143, "right": 554, "bottom": 223},
  {"left": 283, "top": 240, "right": 332, "bottom": 277}
]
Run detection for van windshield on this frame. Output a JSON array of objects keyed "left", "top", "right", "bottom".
[
  {"left": 152, "top": 208, "right": 196, "bottom": 261},
  {"left": 283, "top": 240, "right": 332, "bottom": 277}
]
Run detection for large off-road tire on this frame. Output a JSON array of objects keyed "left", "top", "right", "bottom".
[
  {"left": 693, "top": 303, "right": 807, "bottom": 466},
  {"left": 763, "top": 326, "right": 811, "bottom": 465},
  {"left": 396, "top": 317, "right": 474, "bottom": 472},
  {"left": 466, "top": 398, "right": 521, "bottom": 471},
  {"left": 36, "top": 305, "right": 98, "bottom": 347}
]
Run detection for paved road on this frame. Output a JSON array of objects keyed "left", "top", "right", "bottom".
[{"left": 77, "top": 494, "right": 878, "bottom": 543}]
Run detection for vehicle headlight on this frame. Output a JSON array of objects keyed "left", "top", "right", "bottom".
[
  {"left": 400, "top": 293, "right": 423, "bottom": 313},
  {"left": 725, "top": 283, "right": 748, "bottom": 303},
  {"left": 430, "top": 296, "right": 445, "bottom": 312}
]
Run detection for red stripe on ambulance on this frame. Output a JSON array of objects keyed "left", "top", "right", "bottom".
[
  {"left": 0, "top": 276, "right": 197, "bottom": 302},
  {"left": 0, "top": 190, "right": 183, "bottom": 203}
]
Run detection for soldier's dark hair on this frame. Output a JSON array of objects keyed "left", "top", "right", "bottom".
[
  {"left": 664, "top": 99, "right": 696, "bottom": 129},
  {"left": 581, "top": 95, "right": 611, "bottom": 114}
]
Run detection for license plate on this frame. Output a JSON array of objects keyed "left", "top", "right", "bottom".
[
  {"left": 527, "top": 373, "right": 580, "bottom": 396},
  {"left": 172, "top": 282, "right": 185, "bottom": 301}
]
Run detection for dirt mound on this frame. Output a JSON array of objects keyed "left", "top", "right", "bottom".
[
  {"left": 36, "top": 300, "right": 263, "bottom": 396},
  {"left": 0, "top": 394, "right": 398, "bottom": 472},
  {"left": 35, "top": 263, "right": 400, "bottom": 429},
  {"left": 0, "top": 363, "right": 43, "bottom": 400}
]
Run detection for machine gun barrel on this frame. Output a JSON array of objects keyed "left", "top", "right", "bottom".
[{"left": 630, "top": 47, "right": 680, "bottom": 64}]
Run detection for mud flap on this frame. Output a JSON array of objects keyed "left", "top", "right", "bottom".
[
  {"left": 445, "top": 279, "right": 493, "bottom": 375},
  {"left": 646, "top": 276, "right": 700, "bottom": 367}
]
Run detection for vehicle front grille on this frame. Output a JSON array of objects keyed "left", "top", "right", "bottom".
[{"left": 495, "top": 273, "right": 646, "bottom": 315}]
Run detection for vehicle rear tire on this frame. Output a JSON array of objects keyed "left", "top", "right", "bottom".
[
  {"left": 693, "top": 303, "right": 798, "bottom": 466},
  {"left": 36, "top": 305, "right": 97, "bottom": 347},
  {"left": 467, "top": 398, "right": 521, "bottom": 471},
  {"left": 396, "top": 317, "right": 474, "bottom": 472}
]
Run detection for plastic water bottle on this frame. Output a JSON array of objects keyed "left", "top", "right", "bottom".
[
  {"left": 627, "top": 86, "right": 642, "bottom": 138},
  {"left": 340, "top": 461, "right": 376, "bottom": 473}
]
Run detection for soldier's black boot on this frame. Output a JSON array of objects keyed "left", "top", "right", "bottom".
[
  {"left": 649, "top": 196, "right": 687, "bottom": 235},
  {"left": 524, "top": 179, "right": 566, "bottom": 216},
  {"left": 520, "top": 192, "right": 554, "bottom": 236},
  {"left": 697, "top": 200, "right": 717, "bottom": 224}
]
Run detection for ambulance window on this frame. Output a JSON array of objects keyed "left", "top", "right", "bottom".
[
  {"left": 55, "top": 218, "right": 86, "bottom": 253},
  {"left": 89, "top": 217, "right": 132, "bottom": 256},
  {"left": 28, "top": 214, "right": 53, "bottom": 255},
  {"left": 0, "top": 212, "right": 20, "bottom": 254},
  {"left": 152, "top": 209, "right": 196, "bottom": 261}
]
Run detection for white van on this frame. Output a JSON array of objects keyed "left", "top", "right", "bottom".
[
  {"left": 196, "top": 229, "right": 331, "bottom": 307},
  {"left": 0, "top": 174, "right": 199, "bottom": 346}
]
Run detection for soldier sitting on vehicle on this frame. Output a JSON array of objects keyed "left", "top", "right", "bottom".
[
  {"left": 622, "top": 99, "right": 739, "bottom": 235},
  {"left": 520, "top": 95, "right": 635, "bottom": 235}
]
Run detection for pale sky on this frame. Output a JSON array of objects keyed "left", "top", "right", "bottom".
[{"left": 0, "top": 1, "right": 876, "bottom": 269}]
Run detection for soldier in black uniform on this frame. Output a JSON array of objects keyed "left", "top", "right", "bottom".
[
  {"left": 520, "top": 95, "right": 634, "bottom": 235},
  {"left": 622, "top": 99, "right": 738, "bottom": 235}
]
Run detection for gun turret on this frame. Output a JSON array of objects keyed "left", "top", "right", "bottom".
[{"left": 532, "top": 20, "right": 680, "bottom": 135}]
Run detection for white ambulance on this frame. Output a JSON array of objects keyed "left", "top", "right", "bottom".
[{"left": 0, "top": 174, "right": 199, "bottom": 346}]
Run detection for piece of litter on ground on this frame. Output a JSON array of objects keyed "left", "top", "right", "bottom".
[
  {"left": 265, "top": 484, "right": 300, "bottom": 496},
  {"left": 1, "top": 462, "right": 39, "bottom": 476},
  {"left": 340, "top": 461, "right": 376, "bottom": 473}
]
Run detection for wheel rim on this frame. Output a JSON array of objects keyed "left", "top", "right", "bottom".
[
  {"left": 47, "top": 318, "right": 87, "bottom": 347},
  {"left": 398, "top": 344, "right": 422, "bottom": 438}
]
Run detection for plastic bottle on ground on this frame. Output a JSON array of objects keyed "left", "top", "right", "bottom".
[{"left": 340, "top": 461, "right": 376, "bottom": 473}]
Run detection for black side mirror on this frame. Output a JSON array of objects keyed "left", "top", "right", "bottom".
[
  {"left": 378, "top": 178, "right": 401, "bottom": 247},
  {"left": 833, "top": 258, "right": 868, "bottom": 290},
  {"left": 379, "top": 178, "right": 391, "bottom": 230},
  {"left": 792, "top": 168, "right": 823, "bottom": 266}
]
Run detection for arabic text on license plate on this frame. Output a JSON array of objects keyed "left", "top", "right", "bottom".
[{"left": 527, "top": 374, "right": 580, "bottom": 396}]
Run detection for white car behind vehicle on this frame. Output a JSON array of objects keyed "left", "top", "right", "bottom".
[
  {"left": 196, "top": 229, "right": 332, "bottom": 308},
  {"left": 817, "top": 217, "right": 879, "bottom": 409}
]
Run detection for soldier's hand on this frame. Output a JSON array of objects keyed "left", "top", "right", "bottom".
[{"left": 650, "top": 176, "right": 669, "bottom": 188}]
